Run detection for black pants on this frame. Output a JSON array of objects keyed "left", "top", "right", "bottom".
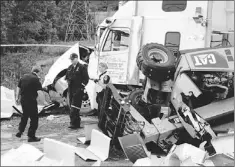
[
  {"left": 96, "top": 90, "right": 105, "bottom": 113},
  {"left": 18, "top": 98, "right": 38, "bottom": 137},
  {"left": 68, "top": 88, "right": 84, "bottom": 127}
]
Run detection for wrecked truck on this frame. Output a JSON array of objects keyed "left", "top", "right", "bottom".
[
  {"left": 87, "top": 1, "right": 234, "bottom": 151},
  {"left": 42, "top": 1, "right": 234, "bottom": 116},
  {"left": 97, "top": 46, "right": 234, "bottom": 153}
]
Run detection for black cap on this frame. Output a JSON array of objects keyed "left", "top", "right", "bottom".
[{"left": 70, "top": 53, "right": 78, "bottom": 60}]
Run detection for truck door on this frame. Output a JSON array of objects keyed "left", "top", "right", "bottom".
[
  {"left": 98, "top": 17, "right": 143, "bottom": 85},
  {"left": 99, "top": 27, "right": 131, "bottom": 84}
]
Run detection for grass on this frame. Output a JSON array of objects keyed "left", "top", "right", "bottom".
[{"left": 1, "top": 40, "right": 95, "bottom": 90}]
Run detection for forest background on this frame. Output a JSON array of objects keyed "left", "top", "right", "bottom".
[{"left": 1, "top": 0, "right": 119, "bottom": 89}]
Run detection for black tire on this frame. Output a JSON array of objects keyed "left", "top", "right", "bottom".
[
  {"left": 128, "top": 89, "right": 151, "bottom": 122},
  {"left": 137, "top": 43, "right": 176, "bottom": 82}
]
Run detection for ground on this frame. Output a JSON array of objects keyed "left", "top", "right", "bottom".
[
  {"left": 1, "top": 108, "right": 132, "bottom": 166},
  {"left": 1, "top": 106, "right": 234, "bottom": 166}
]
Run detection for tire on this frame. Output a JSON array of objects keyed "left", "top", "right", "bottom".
[
  {"left": 128, "top": 89, "right": 151, "bottom": 122},
  {"left": 137, "top": 43, "right": 176, "bottom": 82}
]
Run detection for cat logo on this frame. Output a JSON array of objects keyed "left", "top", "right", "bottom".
[
  {"left": 191, "top": 51, "right": 229, "bottom": 68},
  {"left": 193, "top": 53, "right": 216, "bottom": 66}
]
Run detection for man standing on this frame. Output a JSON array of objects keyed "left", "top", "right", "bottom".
[
  {"left": 94, "top": 63, "right": 110, "bottom": 113},
  {"left": 65, "top": 53, "right": 89, "bottom": 129},
  {"left": 15, "top": 66, "right": 43, "bottom": 142}
]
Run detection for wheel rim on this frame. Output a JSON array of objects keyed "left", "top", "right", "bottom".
[{"left": 148, "top": 48, "right": 168, "bottom": 64}]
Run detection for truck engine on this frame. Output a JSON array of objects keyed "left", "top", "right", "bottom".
[{"left": 184, "top": 71, "right": 234, "bottom": 109}]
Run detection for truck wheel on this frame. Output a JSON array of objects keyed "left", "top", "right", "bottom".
[
  {"left": 137, "top": 43, "right": 176, "bottom": 82},
  {"left": 128, "top": 89, "right": 151, "bottom": 122}
]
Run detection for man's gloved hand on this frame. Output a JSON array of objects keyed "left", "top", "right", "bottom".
[
  {"left": 90, "top": 78, "right": 99, "bottom": 83},
  {"left": 92, "top": 79, "right": 99, "bottom": 83},
  {"left": 42, "top": 86, "right": 49, "bottom": 93},
  {"left": 16, "top": 98, "right": 21, "bottom": 105}
]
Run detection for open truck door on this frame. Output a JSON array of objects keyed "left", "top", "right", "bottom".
[{"left": 98, "top": 16, "right": 143, "bottom": 85}]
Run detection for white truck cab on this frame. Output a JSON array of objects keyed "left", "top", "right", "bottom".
[
  {"left": 43, "top": 1, "right": 234, "bottom": 114},
  {"left": 88, "top": 0, "right": 234, "bottom": 88}
]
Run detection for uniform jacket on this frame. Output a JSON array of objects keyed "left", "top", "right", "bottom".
[
  {"left": 65, "top": 62, "right": 89, "bottom": 92},
  {"left": 18, "top": 72, "right": 42, "bottom": 100}
]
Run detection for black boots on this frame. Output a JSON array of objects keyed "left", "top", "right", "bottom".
[
  {"left": 68, "top": 125, "right": 80, "bottom": 129},
  {"left": 16, "top": 132, "right": 41, "bottom": 142},
  {"left": 69, "top": 107, "right": 81, "bottom": 129},
  {"left": 28, "top": 136, "right": 41, "bottom": 142},
  {"left": 15, "top": 132, "right": 22, "bottom": 138}
]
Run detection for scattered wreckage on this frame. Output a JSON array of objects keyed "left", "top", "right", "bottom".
[
  {"left": 96, "top": 46, "right": 234, "bottom": 164},
  {"left": 42, "top": 43, "right": 95, "bottom": 115},
  {"left": 38, "top": 1, "right": 234, "bottom": 165},
  {"left": 0, "top": 86, "right": 59, "bottom": 119}
]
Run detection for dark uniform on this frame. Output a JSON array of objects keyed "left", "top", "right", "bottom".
[
  {"left": 17, "top": 72, "right": 42, "bottom": 138},
  {"left": 95, "top": 71, "right": 110, "bottom": 113},
  {"left": 65, "top": 61, "right": 89, "bottom": 128}
]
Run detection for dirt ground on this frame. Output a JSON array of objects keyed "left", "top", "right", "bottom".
[
  {"left": 1, "top": 106, "right": 234, "bottom": 166},
  {"left": 0, "top": 108, "right": 132, "bottom": 166}
]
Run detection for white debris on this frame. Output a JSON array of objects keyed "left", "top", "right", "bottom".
[
  {"left": 1, "top": 144, "right": 44, "bottom": 166},
  {"left": 180, "top": 157, "right": 201, "bottom": 166},
  {"left": 46, "top": 115, "right": 59, "bottom": 121},
  {"left": 1, "top": 138, "right": 77, "bottom": 166},
  {"left": 1, "top": 85, "right": 48, "bottom": 119},
  {"left": 1, "top": 124, "right": 13, "bottom": 129},
  {"left": 77, "top": 123, "right": 100, "bottom": 144},
  {"left": 43, "top": 138, "right": 76, "bottom": 166},
  {"left": 133, "top": 143, "right": 208, "bottom": 166},
  {"left": 167, "top": 143, "right": 207, "bottom": 165},
  {"left": 211, "top": 133, "right": 234, "bottom": 156},
  {"left": 92, "top": 160, "right": 101, "bottom": 166},
  {"left": 1, "top": 86, "right": 15, "bottom": 118},
  {"left": 75, "top": 129, "right": 111, "bottom": 161},
  {"left": 133, "top": 155, "right": 165, "bottom": 166},
  {"left": 133, "top": 157, "right": 151, "bottom": 166}
]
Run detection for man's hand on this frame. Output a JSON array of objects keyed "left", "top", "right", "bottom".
[
  {"left": 90, "top": 78, "right": 99, "bottom": 83},
  {"left": 94, "top": 79, "right": 99, "bottom": 83},
  {"left": 16, "top": 87, "right": 21, "bottom": 105},
  {"left": 42, "top": 86, "right": 49, "bottom": 93}
]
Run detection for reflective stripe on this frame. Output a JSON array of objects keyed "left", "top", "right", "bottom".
[
  {"left": 71, "top": 105, "right": 81, "bottom": 110},
  {"left": 82, "top": 83, "right": 85, "bottom": 87}
]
